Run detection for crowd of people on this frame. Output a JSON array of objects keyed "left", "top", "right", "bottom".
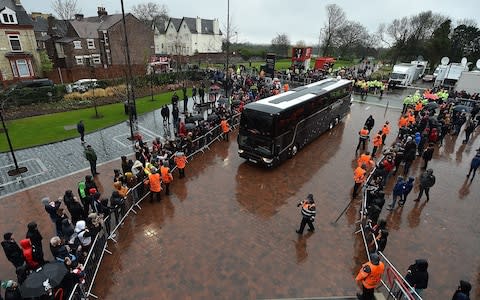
[{"left": 352, "top": 90, "right": 477, "bottom": 299}]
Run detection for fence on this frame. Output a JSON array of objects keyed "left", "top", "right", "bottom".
[
  {"left": 66, "top": 112, "right": 241, "bottom": 299},
  {"left": 357, "top": 159, "right": 422, "bottom": 300}
]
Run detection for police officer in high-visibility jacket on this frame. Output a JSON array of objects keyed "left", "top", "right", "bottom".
[
  {"left": 356, "top": 253, "right": 385, "bottom": 300},
  {"left": 356, "top": 126, "right": 370, "bottom": 152},
  {"left": 353, "top": 164, "right": 367, "bottom": 198},
  {"left": 295, "top": 194, "right": 316, "bottom": 234}
]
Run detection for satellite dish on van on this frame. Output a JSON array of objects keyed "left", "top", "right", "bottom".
[
  {"left": 461, "top": 57, "right": 468, "bottom": 66},
  {"left": 441, "top": 57, "right": 449, "bottom": 66},
  {"left": 476, "top": 59, "right": 480, "bottom": 69}
]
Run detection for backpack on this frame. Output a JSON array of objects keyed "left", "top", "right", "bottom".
[{"left": 69, "top": 230, "right": 85, "bottom": 249}]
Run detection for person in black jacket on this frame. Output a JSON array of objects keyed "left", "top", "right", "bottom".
[
  {"left": 452, "top": 280, "right": 471, "bottom": 300},
  {"left": 421, "top": 143, "right": 434, "bottom": 169},
  {"left": 415, "top": 169, "right": 436, "bottom": 202},
  {"left": 405, "top": 259, "right": 428, "bottom": 297},
  {"left": 2, "top": 280, "right": 22, "bottom": 300},
  {"left": 25, "top": 222, "right": 44, "bottom": 265},
  {"left": 63, "top": 190, "right": 75, "bottom": 212},
  {"left": 1, "top": 233, "right": 24, "bottom": 268},
  {"left": 364, "top": 115, "right": 375, "bottom": 133},
  {"left": 68, "top": 196, "right": 86, "bottom": 226}
]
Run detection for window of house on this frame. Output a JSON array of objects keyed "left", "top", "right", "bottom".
[
  {"left": 75, "top": 56, "right": 84, "bottom": 65},
  {"left": 2, "top": 12, "right": 17, "bottom": 24},
  {"left": 92, "top": 54, "right": 101, "bottom": 64},
  {"left": 16, "top": 59, "right": 30, "bottom": 77},
  {"left": 73, "top": 41, "right": 82, "bottom": 49},
  {"left": 87, "top": 39, "right": 95, "bottom": 49},
  {"left": 10, "top": 61, "right": 18, "bottom": 77},
  {"left": 8, "top": 35, "right": 21, "bottom": 51}
]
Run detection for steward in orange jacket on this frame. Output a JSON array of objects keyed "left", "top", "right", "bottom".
[
  {"left": 160, "top": 161, "right": 173, "bottom": 196},
  {"left": 174, "top": 152, "right": 187, "bottom": 178},
  {"left": 147, "top": 169, "right": 162, "bottom": 203},
  {"left": 381, "top": 121, "right": 390, "bottom": 145},
  {"left": 356, "top": 127, "right": 370, "bottom": 152},
  {"left": 220, "top": 118, "right": 230, "bottom": 141},
  {"left": 372, "top": 131, "right": 383, "bottom": 157},
  {"left": 352, "top": 164, "right": 367, "bottom": 198},
  {"left": 356, "top": 253, "right": 385, "bottom": 300},
  {"left": 357, "top": 152, "right": 374, "bottom": 169},
  {"left": 398, "top": 116, "right": 409, "bottom": 128}
]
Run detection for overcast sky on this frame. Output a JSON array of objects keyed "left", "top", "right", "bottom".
[{"left": 22, "top": 0, "right": 480, "bottom": 45}]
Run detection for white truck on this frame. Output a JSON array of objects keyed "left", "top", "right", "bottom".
[
  {"left": 388, "top": 63, "right": 417, "bottom": 86},
  {"left": 411, "top": 60, "right": 428, "bottom": 79},
  {"left": 434, "top": 63, "right": 469, "bottom": 88},
  {"left": 454, "top": 71, "right": 480, "bottom": 94}
]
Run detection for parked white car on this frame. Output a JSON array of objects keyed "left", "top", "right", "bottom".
[{"left": 68, "top": 79, "right": 98, "bottom": 93}]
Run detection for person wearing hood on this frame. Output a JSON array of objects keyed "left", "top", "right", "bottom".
[
  {"left": 400, "top": 177, "right": 415, "bottom": 206},
  {"left": 387, "top": 176, "right": 405, "bottom": 210},
  {"left": 405, "top": 259, "right": 429, "bottom": 297},
  {"left": 19, "top": 238, "right": 40, "bottom": 270},
  {"left": 63, "top": 190, "right": 75, "bottom": 211},
  {"left": 452, "top": 280, "right": 471, "bottom": 300},
  {"left": 421, "top": 143, "right": 435, "bottom": 169},
  {"left": 1, "top": 233, "right": 24, "bottom": 268},
  {"left": 25, "top": 222, "right": 44, "bottom": 264},
  {"left": 69, "top": 196, "right": 86, "bottom": 226},
  {"left": 356, "top": 253, "right": 385, "bottom": 300},
  {"left": 296, "top": 194, "right": 316, "bottom": 234},
  {"left": 74, "top": 220, "right": 96, "bottom": 252},
  {"left": 415, "top": 169, "right": 436, "bottom": 202}
]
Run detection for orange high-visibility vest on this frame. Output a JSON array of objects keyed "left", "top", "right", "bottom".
[
  {"left": 415, "top": 102, "right": 423, "bottom": 112},
  {"left": 373, "top": 134, "right": 383, "bottom": 147},
  {"left": 407, "top": 113, "right": 415, "bottom": 125},
  {"left": 356, "top": 261, "right": 385, "bottom": 289},
  {"left": 382, "top": 124, "right": 390, "bottom": 135},
  {"left": 357, "top": 154, "right": 372, "bottom": 168},
  {"left": 148, "top": 173, "right": 162, "bottom": 192},
  {"left": 353, "top": 167, "right": 366, "bottom": 183},
  {"left": 359, "top": 128, "right": 369, "bottom": 139},
  {"left": 398, "top": 117, "right": 408, "bottom": 128},
  {"left": 160, "top": 166, "right": 173, "bottom": 183},
  {"left": 175, "top": 155, "right": 187, "bottom": 169},
  {"left": 221, "top": 120, "right": 230, "bottom": 133}
]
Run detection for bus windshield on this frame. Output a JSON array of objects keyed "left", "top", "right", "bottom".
[
  {"left": 390, "top": 73, "right": 406, "bottom": 79},
  {"left": 238, "top": 135, "right": 273, "bottom": 156},
  {"left": 240, "top": 109, "right": 273, "bottom": 136}
]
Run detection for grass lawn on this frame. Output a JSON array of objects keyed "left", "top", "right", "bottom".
[{"left": 0, "top": 89, "right": 187, "bottom": 152}]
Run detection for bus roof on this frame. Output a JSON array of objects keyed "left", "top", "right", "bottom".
[{"left": 245, "top": 78, "right": 351, "bottom": 113}]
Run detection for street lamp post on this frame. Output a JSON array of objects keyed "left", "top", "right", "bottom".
[
  {"left": 120, "top": 0, "right": 137, "bottom": 141},
  {"left": 0, "top": 107, "right": 27, "bottom": 176},
  {"left": 149, "top": 65, "right": 154, "bottom": 101},
  {"left": 90, "top": 61, "right": 99, "bottom": 118}
]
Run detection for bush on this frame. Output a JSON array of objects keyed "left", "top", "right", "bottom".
[{"left": 1, "top": 86, "right": 58, "bottom": 107}]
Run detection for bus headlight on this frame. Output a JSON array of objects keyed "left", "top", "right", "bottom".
[
  {"left": 238, "top": 149, "right": 244, "bottom": 154},
  {"left": 262, "top": 157, "right": 273, "bottom": 164}
]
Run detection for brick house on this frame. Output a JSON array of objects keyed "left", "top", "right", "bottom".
[
  {"left": 42, "top": 7, "right": 154, "bottom": 70},
  {"left": 0, "top": 0, "right": 40, "bottom": 86}
]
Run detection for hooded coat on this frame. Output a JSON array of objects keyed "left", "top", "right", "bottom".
[
  {"left": 1, "top": 238, "right": 24, "bottom": 267},
  {"left": 406, "top": 259, "right": 429, "bottom": 289},
  {"left": 452, "top": 280, "right": 471, "bottom": 300},
  {"left": 403, "top": 177, "right": 415, "bottom": 195},
  {"left": 19, "top": 239, "right": 39, "bottom": 270},
  {"left": 25, "top": 222, "right": 43, "bottom": 262},
  {"left": 420, "top": 169, "right": 436, "bottom": 188},
  {"left": 392, "top": 177, "right": 405, "bottom": 196}
]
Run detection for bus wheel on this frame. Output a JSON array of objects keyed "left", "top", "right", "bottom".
[{"left": 290, "top": 144, "right": 298, "bottom": 158}]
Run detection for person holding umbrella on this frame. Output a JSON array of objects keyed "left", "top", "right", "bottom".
[
  {"left": 19, "top": 262, "right": 68, "bottom": 299},
  {"left": 2, "top": 280, "right": 21, "bottom": 300}
]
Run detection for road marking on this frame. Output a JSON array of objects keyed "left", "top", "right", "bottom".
[
  {"left": 351, "top": 100, "right": 402, "bottom": 110},
  {"left": 0, "top": 158, "right": 48, "bottom": 188}
]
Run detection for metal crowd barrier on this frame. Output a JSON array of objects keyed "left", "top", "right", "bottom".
[{"left": 357, "top": 157, "right": 422, "bottom": 300}]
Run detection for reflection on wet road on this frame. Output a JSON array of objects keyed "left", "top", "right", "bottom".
[{"left": 94, "top": 102, "right": 480, "bottom": 299}]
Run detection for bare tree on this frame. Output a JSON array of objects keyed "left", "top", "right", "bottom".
[
  {"left": 131, "top": 2, "right": 169, "bottom": 27},
  {"left": 319, "top": 4, "right": 346, "bottom": 56},
  {"left": 336, "top": 21, "right": 369, "bottom": 57},
  {"left": 271, "top": 33, "right": 291, "bottom": 57},
  {"left": 456, "top": 18, "right": 478, "bottom": 28},
  {"left": 51, "top": 0, "right": 81, "bottom": 20}
]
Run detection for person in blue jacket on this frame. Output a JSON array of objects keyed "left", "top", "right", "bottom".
[
  {"left": 387, "top": 176, "right": 405, "bottom": 210},
  {"left": 466, "top": 150, "right": 480, "bottom": 182}
]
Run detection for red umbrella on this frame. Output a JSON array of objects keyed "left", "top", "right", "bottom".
[{"left": 423, "top": 93, "right": 439, "bottom": 100}]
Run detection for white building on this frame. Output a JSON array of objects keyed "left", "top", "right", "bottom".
[{"left": 154, "top": 16, "right": 222, "bottom": 56}]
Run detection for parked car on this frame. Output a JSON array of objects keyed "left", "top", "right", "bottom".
[
  {"left": 68, "top": 79, "right": 98, "bottom": 93},
  {"left": 422, "top": 74, "right": 434, "bottom": 82},
  {"left": 1, "top": 78, "right": 56, "bottom": 107}
]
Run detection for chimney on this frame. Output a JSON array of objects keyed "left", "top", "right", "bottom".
[
  {"left": 97, "top": 7, "right": 107, "bottom": 17},
  {"left": 47, "top": 16, "right": 56, "bottom": 35},
  {"left": 74, "top": 14, "right": 84, "bottom": 21},
  {"left": 213, "top": 18, "right": 219, "bottom": 35},
  {"left": 196, "top": 16, "right": 201, "bottom": 34},
  {"left": 14, "top": 0, "right": 21, "bottom": 6}
]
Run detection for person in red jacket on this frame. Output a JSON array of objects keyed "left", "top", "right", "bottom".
[{"left": 19, "top": 238, "right": 40, "bottom": 270}]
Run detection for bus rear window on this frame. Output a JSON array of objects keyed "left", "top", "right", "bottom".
[{"left": 240, "top": 109, "right": 273, "bottom": 136}]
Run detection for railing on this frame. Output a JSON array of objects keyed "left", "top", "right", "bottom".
[
  {"left": 66, "top": 113, "right": 241, "bottom": 299},
  {"left": 358, "top": 158, "right": 422, "bottom": 300}
]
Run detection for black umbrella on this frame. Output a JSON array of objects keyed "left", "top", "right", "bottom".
[
  {"left": 185, "top": 123, "right": 196, "bottom": 130},
  {"left": 453, "top": 105, "right": 470, "bottom": 113},
  {"left": 217, "top": 97, "right": 228, "bottom": 105},
  {"left": 20, "top": 263, "right": 68, "bottom": 298},
  {"left": 187, "top": 114, "right": 204, "bottom": 122}
]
